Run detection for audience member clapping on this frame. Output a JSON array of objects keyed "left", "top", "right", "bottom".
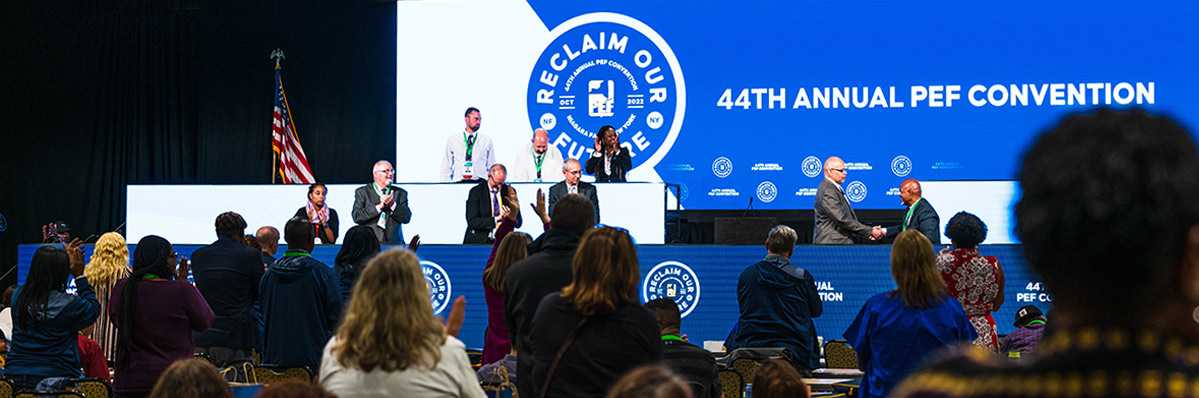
[
  {"left": 296, "top": 183, "right": 340, "bottom": 244},
  {"left": 605, "top": 365, "right": 692, "bottom": 398},
  {"left": 148, "top": 358, "right": 232, "bottom": 398},
  {"left": 333, "top": 225, "right": 381, "bottom": 302},
  {"left": 936, "top": 211, "right": 1005, "bottom": 352},
  {"left": 191, "top": 211, "right": 265, "bottom": 367},
  {"left": 482, "top": 188, "right": 541, "bottom": 365},
  {"left": 260, "top": 218, "right": 343, "bottom": 371},
  {"left": 319, "top": 249, "right": 485, "bottom": 398},
  {"left": 83, "top": 231, "right": 129, "bottom": 362}
]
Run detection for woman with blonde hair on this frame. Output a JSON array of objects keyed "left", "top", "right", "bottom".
[
  {"left": 83, "top": 231, "right": 130, "bottom": 361},
  {"left": 319, "top": 249, "right": 484, "bottom": 398},
  {"left": 843, "top": 230, "right": 975, "bottom": 398},
  {"left": 527, "top": 227, "right": 662, "bottom": 398}
]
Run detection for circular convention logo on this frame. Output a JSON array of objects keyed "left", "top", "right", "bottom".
[
  {"left": 527, "top": 13, "right": 686, "bottom": 175},
  {"left": 678, "top": 183, "right": 689, "bottom": 202},
  {"left": 643, "top": 261, "right": 701, "bottom": 317},
  {"left": 756, "top": 181, "right": 778, "bottom": 203},
  {"left": 420, "top": 260, "right": 452, "bottom": 315},
  {"left": 846, "top": 181, "right": 868, "bottom": 202},
  {"left": 801, "top": 156, "right": 822, "bottom": 178},
  {"left": 891, "top": 155, "right": 912, "bottom": 177},
  {"left": 0, "top": 212, "right": 6, "bottom": 232},
  {"left": 712, "top": 157, "right": 733, "bottom": 178}
]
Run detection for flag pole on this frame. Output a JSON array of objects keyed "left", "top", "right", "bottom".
[{"left": 270, "top": 49, "right": 285, "bottom": 184}]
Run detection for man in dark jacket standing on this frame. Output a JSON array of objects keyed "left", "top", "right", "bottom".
[
  {"left": 259, "top": 217, "right": 343, "bottom": 371},
  {"left": 730, "top": 225, "right": 824, "bottom": 371},
  {"left": 191, "top": 212, "right": 265, "bottom": 367},
  {"left": 503, "top": 194, "right": 596, "bottom": 396},
  {"left": 882, "top": 179, "right": 941, "bottom": 244}
]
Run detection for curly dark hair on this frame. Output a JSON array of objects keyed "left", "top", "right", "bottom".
[
  {"left": 945, "top": 212, "right": 987, "bottom": 249},
  {"left": 1016, "top": 108, "right": 1199, "bottom": 313}
]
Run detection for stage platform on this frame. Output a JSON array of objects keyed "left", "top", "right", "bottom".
[{"left": 18, "top": 243, "right": 1049, "bottom": 349}]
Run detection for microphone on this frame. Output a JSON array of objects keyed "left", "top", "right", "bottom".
[{"left": 742, "top": 196, "right": 756, "bottom": 217}]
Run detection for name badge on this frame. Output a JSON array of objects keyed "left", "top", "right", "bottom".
[
  {"left": 462, "top": 161, "right": 474, "bottom": 179},
  {"left": 534, "top": 178, "right": 543, "bottom": 183}
]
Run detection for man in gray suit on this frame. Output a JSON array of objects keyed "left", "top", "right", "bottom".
[
  {"left": 548, "top": 158, "right": 600, "bottom": 223},
  {"left": 351, "top": 160, "right": 412, "bottom": 244},
  {"left": 813, "top": 156, "right": 882, "bottom": 244}
]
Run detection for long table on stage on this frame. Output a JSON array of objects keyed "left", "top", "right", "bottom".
[{"left": 17, "top": 243, "right": 1049, "bottom": 350}]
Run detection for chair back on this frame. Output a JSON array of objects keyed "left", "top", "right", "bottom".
[
  {"left": 824, "top": 340, "right": 858, "bottom": 369},
  {"left": 730, "top": 358, "right": 761, "bottom": 384},
  {"left": 15, "top": 392, "right": 85, "bottom": 398},
  {"left": 0, "top": 378, "right": 12, "bottom": 398},
  {"left": 717, "top": 368, "right": 744, "bottom": 398},
  {"left": 65, "top": 378, "right": 111, "bottom": 398},
  {"left": 252, "top": 365, "right": 314, "bottom": 384}
]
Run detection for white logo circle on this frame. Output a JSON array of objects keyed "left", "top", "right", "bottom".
[
  {"left": 420, "top": 260, "right": 453, "bottom": 314},
  {"left": 801, "top": 156, "right": 822, "bottom": 178},
  {"left": 846, "top": 181, "right": 868, "bottom": 203},
  {"left": 646, "top": 111, "right": 664, "bottom": 129},
  {"left": 642, "top": 261, "right": 701, "bottom": 317},
  {"left": 891, "top": 155, "right": 912, "bottom": 177},
  {"left": 539, "top": 113, "right": 557, "bottom": 130},
  {"left": 756, "top": 181, "right": 778, "bottom": 203},
  {"left": 712, "top": 157, "right": 733, "bottom": 178}
]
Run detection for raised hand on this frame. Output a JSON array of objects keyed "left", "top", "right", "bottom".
[
  {"left": 443, "top": 296, "right": 466, "bottom": 337},
  {"left": 504, "top": 190, "right": 521, "bottom": 220},
  {"left": 65, "top": 238, "right": 86, "bottom": 277},
  {"left": 176, "top": 255, "right": 191, "bottom": 280},
  {"left": 407, "top": 235, "right": 421, "bottom": 252},
  {"left": 532, "top": 188, "right": 551, "bottom": 225}
]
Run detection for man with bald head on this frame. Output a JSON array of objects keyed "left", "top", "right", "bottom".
[
  {"left": 510, "top": 128, "right": 564, "bottom": 183},
  {"left": 881, "top": 179, "right": 941, "bottom": 244},
  {"left": 254, "top": 226, "right": 280, "bottom": 267},
  {"left": 351, "top": 160, "right": 412, "bottom": 244},
  {"left": 814, "top": 157, "right": 882, "bottom": 244}
]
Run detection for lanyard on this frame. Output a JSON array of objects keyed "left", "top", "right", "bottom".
[
  {"left": 463, "top": 131, "right": 476, "bottom": 161},
  {"left": 660, "top": 335, "right": 685, "bottom": 342},
  {"left": 373, "top": 183, "right": 389, "bottom": 198},
  {"left": 533, "top": 148, "right": 545, "bottom": 178},
  {"left": 283, "top": 251, "right": 312, "bottom": 258},
  {"left": 902, "top": 197, "right": 921, "bottom": 231}
]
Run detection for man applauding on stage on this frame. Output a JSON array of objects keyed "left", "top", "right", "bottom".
[{"left": 352, "top": 160, "right": 412, "bottom": 245}]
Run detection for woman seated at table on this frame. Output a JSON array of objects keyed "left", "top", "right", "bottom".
[
  {"left": 843, "top": 230, "right": 975, "bottom": 398},
  {"left": 295, "top": 183, "right": 339, "bottom": 244}
]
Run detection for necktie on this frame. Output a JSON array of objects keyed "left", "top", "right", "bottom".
[
  {"left": 570, "top": 185, "right": 577, "bottom": 195},
  {"left": 491, "top": 190, "right": 501, "bottom": 215}
]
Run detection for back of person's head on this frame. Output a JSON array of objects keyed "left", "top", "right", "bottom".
[
  {"left": 256, "top": 226, "right": 280, "bottom": 248},
  {"left": 2, "top": 285, "right": 15, "bottom": 308},
  {"left": 945, "top": 212, "right": 987, "bottom": 249},
  {"left": 242, "top": 234, "right": 261, "bottom": 250},
  {"left": 148, "top": 358, "right": 232, "bottom": 398},
  {"left": 551, "top": 193, "right": 596, "bottom": 233},
  {"left": 335, "top": 225, "right": 381, "bottom": 272},
  {"left": 1017, "top": 108, "right": 1199, "bottom": 315},
  {"left": 605, "top": 365, "right": 692, "bottom": 398},
  {"left": 84, "top": 231, "right": 129, "bottom": 290},
  {"left": 643, "top": 297, "right": 681, "bottom": 335},
  {"left": 563, "top": 227, "right": 639, "bottom": 316},
  {"left": 766, "top": 225, "right": 797, "bottom": 255},
  {"left": 752, "top": 359, "right": 811, "bottom": 398},
  {"left": 214, "top": 211, "right": 247, "bottom": 239},
  {"left": 117, "top": 235, "right": 176, "bottom": 365},
  {"left": 284, "top": 217, "right": 314, "bottom": 250},
  {"left": 483, "top": 231, "right": 532, "bottom": 292},
  {"left": 255, "top": 380, "right": 335, "bottom": 398},
  {"left": 889, "top": 230, "right": 946, "bottom": 309},
  {"left": 333, "top": 249, "right": 446, "bottom": 372},
  {"left": 19, "top": 246, "right": 71, "bottom": 328}
]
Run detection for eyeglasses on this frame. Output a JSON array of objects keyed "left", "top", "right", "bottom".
[
  {"left": 831, "top": 168, "right": 846, "bottom": 173},
  {"left": 374, "top": 170, "right": 394, "bottom": 175},
  {"left": 566, "top": 170, "right": 582, "bottom": 175}
]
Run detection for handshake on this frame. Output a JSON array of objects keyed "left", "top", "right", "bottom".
[{"left": 868, "top": 226, "right": 886, "bottom": 241}]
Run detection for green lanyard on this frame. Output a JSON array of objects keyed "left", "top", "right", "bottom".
[
  {"left": 902, "top": 197, "right": 922, "bottom": 231},
  {"left": 533, "top": 148, "right": 545, "bottom": 178},
  {"left": 660, "top": 335, "right": 685, "bottom": 342},
  {"left": 283, "top": 251, "right": 312, "bottom": 258},
  {"left": 373, "top": 182, "right": 388, "bottom": 198},
  {"left": 463, "top": 131, "right": 476, "bottom": 161}
]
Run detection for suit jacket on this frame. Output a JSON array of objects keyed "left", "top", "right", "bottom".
[
  {"left": 351, "top": 184, "right": 412, "bottom": 244},
  {"left": 464, "top": 181, "right": 523, "bottom": 244},
  {"left": 813, "top": 179, "right": 872, "bottom": 244},
  {"left": 584, "top": 148, "right": 632, "bottom": 182},
  {"left": 547, "top": 181, "right": 601, "bottom": 224},
  {"left": 884, "top": 197, "right": 941, "bottom": 244}
]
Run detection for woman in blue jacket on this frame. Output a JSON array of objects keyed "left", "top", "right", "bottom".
[{"left": 6, "top": 241, "right": 101, "bottom": 391}]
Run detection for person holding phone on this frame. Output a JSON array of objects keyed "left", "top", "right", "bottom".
[
  {"left": 464, "top": 164, "right": 522, "bottom": 244},
  {"left": 585, "top": 125, "right": 632, "bottom": 182}
]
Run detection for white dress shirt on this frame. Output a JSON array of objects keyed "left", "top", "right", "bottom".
[
  {"left": 440, "top": 130, "right": 496, "bottom": 182},
  {"left": 510, "top": 143, "right": 565, "bottom": 183}
]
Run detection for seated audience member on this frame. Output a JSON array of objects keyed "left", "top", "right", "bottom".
[
  {"left": 644, "top": 298, "right": 720, "bottom": 398},
  {"left": 296, "top": 183, "right": 340, "bottom": 244},
  {"left": 6, "top": 241, "right": 100, "bottom": 391},
  {"left": 895, "top": 109, "right": 1199, "bottom": 397},
  {"left": 191, "top": 211, "right": 264, "bottom": 367},
  {"left": 935, "top": 211, "right": 1004, "bottom": 352},
  {"left": 257, "top": 381, "right": 337, "bottom": 398},
  {"left": 605, "top": 365, "right": 691, "bottom": 398},
  {"left": 255, "top": 226, "right": 281, "bottom": 267},
  {"left": 730, "top": 225, "right": 823, "bottom": 372},
  {"left": 260, "top": 218, "right": 343, "bottom": 371},
  {"left": 111, "top": 235, "right": 215, "bottom": 397},
  {"left": 83, "top": 231, "right": 129, "bottom": 362},
  {"left": 844, "top": 230, "right": 975, "bottom": 398},
  {"left": 999, "top": 305, "right": 1047, "bottom": 356},
  {"left": 528, "top": 227, "right": 662, "bottom": 398},
  {"left": 752, "top": 359, "right": 812, "bottom": 398},
  {"left": 333, "top": 225, "right": 381, "bottom": 302},
  {"left": 319, "top": 249, "right": 485, "bottom": 398},
  {"left": 148, "top": 358, "right": 233, "bottom": 398},
  {"left": 504, "top": 193, "right": 597, "bottom": 396},
  {"left": 76, "top": 324, "right": 109, "bottom": 382}
]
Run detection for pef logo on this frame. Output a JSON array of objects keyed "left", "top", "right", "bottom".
[
  {"left": 643, "top": 261, "right": 701, "bottom": 317},
  {"left": 891, "top": 155, "right": 912, "bottom": 177},
  {"left": 421, "top": 260, "right": 453, "bottom": 315},
  {"left": 846, "top": 181, "right": 868, "bottom": 202},
  {"left": 712, "top": 157, "right": 733, "bottom": 178},
  {"left": 756, "top": 181, "right": 778, "bottom": 203},
  {"left": 527, "top": 13, "right": 686, "bottom": 176},
  {"left": 802, "top": 156, "right": 822, "bottom": 178}
]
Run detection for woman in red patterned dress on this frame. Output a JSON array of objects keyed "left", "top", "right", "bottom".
[{"left": 935, "top": 211, "right": 1005, "bottom": 352}]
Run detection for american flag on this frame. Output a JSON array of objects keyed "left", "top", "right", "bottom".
[{"left": 272, "top": 65, "right": 315, "bottom": 184}]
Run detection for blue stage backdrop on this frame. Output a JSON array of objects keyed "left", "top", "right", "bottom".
[
  {"left": 397, "top": 0, "right": 1199, "bottom": 210},
  {"left": 19, "top": 243, "right": 1050, "bottom": 350}
]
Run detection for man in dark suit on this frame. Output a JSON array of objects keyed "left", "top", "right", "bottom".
[
  {"left": 351, "top": 160, "right": 412, "bottom": 244},
  {"left": 548, "top": 158, "right": 600, "bottom": 223},
  {"left": 814, "top": 156, "right": 881, "bottom": 244},
  {"left": 191, "top": 211, "right": 265, "bottom": 367},
  {"left": 464, "top": 163, "right": 522, "bottom": 244},
  {"left": 584, "top": 125, "right": 632, "bottom": 182},
  {"left": 882, "top": 179, "right": 941, "bottom": 244}
]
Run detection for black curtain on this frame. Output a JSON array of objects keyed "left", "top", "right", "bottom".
[{"left": 0, "top": 1, "right": 397, "bottom": 287}]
